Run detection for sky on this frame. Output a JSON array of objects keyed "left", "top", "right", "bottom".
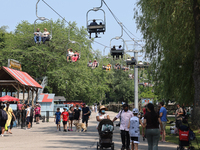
[{"left": 0, "top": 0, "right": 144, "bottom": 61}]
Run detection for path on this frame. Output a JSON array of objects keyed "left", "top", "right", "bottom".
[{"left": 0, "top": 111, "right": 178, "bottom": 150}]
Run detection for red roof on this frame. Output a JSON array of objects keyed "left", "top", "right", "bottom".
[
  {"left": 3, "top": 66, "right": 42, "bottom": 88},
  {"left": 0, "top": 95, "right": 19, "bottom": 102}
]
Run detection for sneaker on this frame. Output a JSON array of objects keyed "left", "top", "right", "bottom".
[
  {"left": 59, "top": 128, "right": 61, "bottom": 131},
  {"left": 68, "top": 129, "right": 70, "bottom": 131},
  {"left": 26, "top": 128, "right": 30, "bottom": 130},
  {"left": 81, "top": 129, "right": 84, "bottom": 132},
  {"left": 1, "top": 134, "right": 4, "bottom": 137}
]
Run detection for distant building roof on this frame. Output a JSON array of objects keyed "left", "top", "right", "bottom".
[
  {"left": 54, "top": 96, "right": 66, "bottom": 101},
  {"left": 38, "top": 93, "right": 55, "bottom": 103}
]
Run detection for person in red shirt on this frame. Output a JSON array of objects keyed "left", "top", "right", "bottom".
[{"left": 61, "top": 108, "right": 69, "bottom": 132}]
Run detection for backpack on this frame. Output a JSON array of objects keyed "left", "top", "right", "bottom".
[{"left": 1, "top": 109, "right": 8, "bottom": 121}]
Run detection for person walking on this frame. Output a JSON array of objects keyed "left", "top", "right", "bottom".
[
  {"left": 175, "top": 103, "right": 184, "bottom": 129},
  {"left": 4, "top": 103, "right": 16, "bottom": 134},
  {"left": 34, "top": 104, "right": 41, "bottom": 124},
  {"left": 54, "top": 108, "right": 61, "bottom": 131},
  {"left": 94, "top": 105, "right": 97, "bottom": 113},
  {"left": 96, "top": 105, "right": 110, "bottom": 128},
  {"left": 82, "top": 103, "right": 90, "bottom": 129},
  {"left": 142, "top": 103, "right": 163, "bottom": 150},
  {"left": 159, "top": 102, "right": 167, "bottom": 142},
  {"left": 26, "top": 104, "right": 31, "bottom": 130},
  {"left": 0, "top": 104, "right": 7, "bottom": 137},
  {"left": 74, "top": 105, "right": 81, "bottom": 123},
  {"left": 113, "top": 104, "right": 133, "bottom": 150},
  {"left": 61, "top": 108, "right": 69, "bottom": 132},
  {"left": 128, "top": 108, "right": 144, "bottom": 150},
  {"left": 68, "top": 107, "right": 74, "bottom": 131}
]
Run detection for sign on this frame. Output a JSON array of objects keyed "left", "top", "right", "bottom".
[
  {"left": 141, "top": 98, "right": 153, "bottom": 107},
  {"left": 8, "top": 59, "right": 22, "bottom": 71}
]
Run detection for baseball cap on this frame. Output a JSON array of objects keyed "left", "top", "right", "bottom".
[{"left": 132, "top": 108, "right": 139, "bottom": 114}]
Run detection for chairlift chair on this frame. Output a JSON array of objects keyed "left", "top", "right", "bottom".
[
  {"left": 126, "top": 58, "right": 137, "bottom": 65},
  {"left": 110, "top": 37, "right": 125, "bottom": 58},
  {"left": 86, "top": 7, "right": 106, "bottom": 38}
]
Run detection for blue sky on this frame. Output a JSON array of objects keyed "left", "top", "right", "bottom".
[{"left": 0, "top": 0, "right": 144, "bottom": 60}]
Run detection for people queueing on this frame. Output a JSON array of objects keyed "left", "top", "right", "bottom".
[
  {"left": 61, "top": 107, "right": 69, "bottom": 132},
  {"left": 42, "top": 28, "right": 50, "bottom": 44},
  {"left": 82, "top": 103, "right": 90, "bottom": 130},
  {"left": 34, "top": 28, "right": 42, "bottom": 44},
  {"left": 55, "top": 108, "right": 61, "bottom": 131},
  {"left": 112, "top": 104, "right": 133, "bottom": 150},
  {"left": 89, "top": 19, "right": 98, "bottom": 38}
]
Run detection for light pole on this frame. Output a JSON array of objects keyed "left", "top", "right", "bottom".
[{"left": 66, "top": 81, "right": 68, "bottom": 101}]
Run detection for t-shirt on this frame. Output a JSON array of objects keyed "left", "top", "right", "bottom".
[
  {"left": 74, "top": 109, "right": 81, "bottom": 118},
  {"left": 175, "top": 107, "right": 183, "bottom": 120},
  {"left": 96, "top": 113, "right": 109, "bottom": 126},
  {"left": 129, "top": 116, "right": 140, "bottom": 138},
  {"left": 26, "top": 107, "right": 31, "bottom": 117},
  {"left": 144, "top": 112, "right": 159, "bottom": 129},
  {"left": 82, "top": 107, "right": 90, "bottom": 117},
  {"left": 61, "top": 111, "right": 69, "bottom": 121},
  {"left": 143, "top": 108, "right": 146, "bottom": 115},
  {"left": 42, "top": 31, "right": 49, "bottom": 37},
  {"left": 34, "top": 107, "right": 41, "bottom": 115},
  {"left": 55, "top": 112, "right": 61, "bottom": 120},
  {"left": 90, "top": 22, "right": 98, "bottom": 26},
  {"left": 159, "top": 107, "right": 167, "bottom": 122},
  {"left": 68, "top": 51, "right": 74, "bottom": 56},
  {"left": 34, "top": 31, "right": 42, "bottom": 36},
  {"left": 17, "top": 104, "right": 23, "bottom": 111}
]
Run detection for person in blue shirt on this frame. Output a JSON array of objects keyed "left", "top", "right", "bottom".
[
  {"left": 54, "top": 108, "right": 61, "bottom": 131},
  {"left": 89, "top": 19, "right": 98, "bottom": 38},
  {"left": 159, "top": 102, "right": 167, "bottom": 142}
]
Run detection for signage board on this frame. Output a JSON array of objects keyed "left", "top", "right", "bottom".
[
  {"left": 8, "top": 59, "right": 22, "bottom": 71},
  {"left": 141, "top": 98, "right": 153, "bottom": 107}
]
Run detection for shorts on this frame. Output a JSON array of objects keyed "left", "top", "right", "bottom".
[
  {"left": 0, "top": 120, "right": 6, "bottom": 127},
  {"left": 27, "top": 117, "right": 30, "bottom": 123},
  {"left": 176, "top": 120, "right": 182, "bottom": 129},
  {"left": 69, "top": 117, "right": 74, "bottom": 121},
  {"left": 35, "top": 114, "right": 40, "bottom": 117},
  {"left": 56, "top": 119, "right": 60, "bottom": 125},
  {"left": 162, "top": 121, "right": 167, "bottom": 130},
  {"left": 82, "top": 116, "right": 89, "bottom": 124},
  {"left": 131, "top": 137, "right": 139, "bottom": 144},
  {"left": 74, "top": 116, "right": 79, "bottom": 120},
  {"left": 63, "top": 121, "right": 67, "bottom": 125}
]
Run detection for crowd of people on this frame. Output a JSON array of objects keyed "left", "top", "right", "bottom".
[
  {"left": 0, "top": 102, "right": 42, "bottom": 137},
  {"left": 34, "top": 28, "right": 50, "bottom": 44},
  {"left": 67, "top": 48, "right": 80, "bottom": 62}
]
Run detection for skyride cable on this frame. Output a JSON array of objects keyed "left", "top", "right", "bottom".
[
  {"left": 42, "top": 0, "right": 110, "bottom": 48},
  {"left": 102, "top": 0, "right": 143, "bottom": 48}
]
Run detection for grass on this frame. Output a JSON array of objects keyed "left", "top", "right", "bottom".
[{"left": 140, "top": 117, "right": 200, "bottom": 149}]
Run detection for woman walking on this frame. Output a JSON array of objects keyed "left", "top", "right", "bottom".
[
  {"left": 4, "top": 103, "right": 16, "bottom": 134},
  {"left": 96, "top": 106, "right": 110, "bottom": 128},
  {"left": 68, "top": 107, "right": 74, "bottom": 131},
  {"left": 142, "top": 103, "right": 163, "bottom": 150}
]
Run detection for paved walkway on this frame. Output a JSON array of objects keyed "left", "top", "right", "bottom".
[{"left": 0, "top": 111, "right": 178, "bottom": 150}]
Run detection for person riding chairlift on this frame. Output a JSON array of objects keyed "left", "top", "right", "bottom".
[
  {"left": 116, "top": 45, "right": 123, "bottom": 59},
  {"left": 89, "top": 19, "right": 98, "bottom": 39},
  {"left": 42, "top": 28, "right": 50, "bottom": 44},
  {"left": 34, "top": 28, "right": 42, "bottom": 44},
  {"left": 88, "top": 60, "right": 93, "bottom": 67},
  {"left": 67, "top": 48, "right": 74, "bottom": 62},
  {"left": 111, "top": 46, "right": 116, "bottom": 60},
  {"left": 106, "top": 63, "right": 112, "bottom": 71},
  {"left": 92, "top": 59, "right": 98, "bottom": 69}
]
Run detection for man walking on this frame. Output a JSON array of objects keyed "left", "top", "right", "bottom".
[
  {"left": 82, "top": 103, "right": 90, "bottom": 129},
  {"left": 175, "top": 103, "right": 184, "bottom": 129},
  {"left": 26, "top": 104, "right": 31, "bottom": 130},
  {"left": 159, "top": 102, "right": 167, "bottom": 142},
  {"left": 113, "top": 104, "right": 133, "bottom": 150}
]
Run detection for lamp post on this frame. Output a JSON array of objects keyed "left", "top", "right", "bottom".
[{"left": 66, "top": 81, "right": 68, "bottom": 101}]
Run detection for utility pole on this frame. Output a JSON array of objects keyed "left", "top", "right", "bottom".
[{"left": 134, "top": 51, "right": 139, "bottom": 109}]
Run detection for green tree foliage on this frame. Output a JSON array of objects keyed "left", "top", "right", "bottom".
[
  {"left": 0, "top": 20, "right": 157, "bottom": 105},
  {"left": 135, "top": 0, "right": 195, "bottom": 105}
]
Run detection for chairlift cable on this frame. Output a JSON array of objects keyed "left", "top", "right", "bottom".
[
  {"left": 102, "top": 0, "right": 143, "bottom": 48},
  {"left": 42, "top": 0, "right": 110, "bottom": 48}
]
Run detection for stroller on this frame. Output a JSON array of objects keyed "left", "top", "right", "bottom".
[
  {"left": 97, "top": 119, "right": 114, "bottom": 150},
  {"left": 177, "top": 124, "right": 200, "bottom": 150}
]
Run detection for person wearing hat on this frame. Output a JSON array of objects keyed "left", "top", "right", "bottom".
[
  {"left": 96, "top": 105, "right": 110, "bottom": 127},
  {"left": 112, "top": 104, "right": 133, "bottom": 150},
  {"left": 89, "top": 19, "right": 98, "bottom": 38},
  {"left": 128, "top": 108, "right": 144, "bottom": 150},
  {"left": 61, "top": 107, "right": 69, "bottom": 132}
]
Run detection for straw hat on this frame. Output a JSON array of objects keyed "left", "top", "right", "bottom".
[{"left": 100, "top": 105, "right": 108, "bottom": 111}]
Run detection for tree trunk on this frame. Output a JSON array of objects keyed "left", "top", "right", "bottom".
[{"left": 192, "top": 0, "right": 200, "bottom": 127}]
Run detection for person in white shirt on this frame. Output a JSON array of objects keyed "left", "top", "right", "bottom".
[
  {"left": 26, "top": 104, "right": 31, "bottom": 130},
  {"left": 116, "top": 45, "right": 123, "bottom": 59},
  {"left": 34, "top": 28, "right": 42, "bottom": 44},
  {"left": 128, "top": 108, "right": 144, "bottom": 150},
  {"left": 42, "top": 28, "right": 50, "bottom": 44},
  {"left": 96, "top": 105, "right": 110, "bottom": 128},
  {"left": 67, "top": 48, "right": 74, "bottom": 62}
]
